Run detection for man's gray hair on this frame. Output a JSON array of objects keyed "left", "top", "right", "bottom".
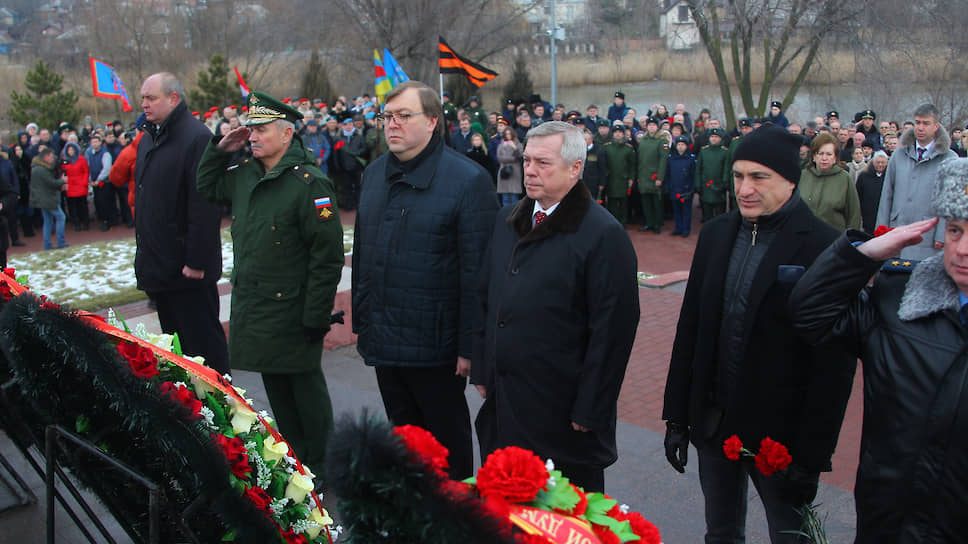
[
  {"left": 914, "top": 103, "right": 940, "bottom": 121},
  {"left": 157, "top": 72, "right": 185, "bottom": 102},
  {"left": 526, "top": 121, "right": 587, "bottom": 176}
]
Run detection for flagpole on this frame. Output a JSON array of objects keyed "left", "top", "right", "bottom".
[
  {"left": 439, "top": 73, "right": 444, "bottom": 102},
  {"left": 90, "top": 53, "right": 99, "bottom": 126}
]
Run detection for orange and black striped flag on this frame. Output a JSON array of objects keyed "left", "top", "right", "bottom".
[{"left": 438, "top": 36, "right": 498, "bottom": 88}]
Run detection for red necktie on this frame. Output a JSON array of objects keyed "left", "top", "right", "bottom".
[
  {"left": 534, "top": 211, "right": 547, "bottom": 228},
  {"left": 917, "top": 147, "right": 926, "bottom": 161}
]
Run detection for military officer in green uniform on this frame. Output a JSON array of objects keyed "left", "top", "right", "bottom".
[
  {"left": 465, "top": 95, "right": 488, "bottom": 129},
  {"left": 196, "top": 91, "right": 344, "bottom": 474},
  {"left": 724, "top": 118, "right": 754, "bottom": 209},
  {"left": 594, "top": 118, "right": 612, "bottom": 147},
  {"left": 442, "top": 91, "right": 459, "bottom": 126},
  {"left": 602, "top": 124, "right": 636, "bottom": 225},
  {"left": 636, "top": 117, "right": 669, "bottom": 233},
  {"left": 695, "top": 127, "right": 731, "bottom": 221}
]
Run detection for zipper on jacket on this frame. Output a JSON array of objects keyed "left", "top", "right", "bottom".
[{"left": 751, "top": 223, "right": 758, "bottom": 246}]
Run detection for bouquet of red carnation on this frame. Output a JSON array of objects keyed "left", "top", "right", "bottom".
[{"left": 722, "top": 435, "right": 792, "bottom": 476}]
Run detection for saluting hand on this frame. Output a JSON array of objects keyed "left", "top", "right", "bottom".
[
  {"left": 217, "top": 126, "right": 250, "bottom": 153},
  {"left": 858, "top": 217, "right": 939, "bottom": 261}
]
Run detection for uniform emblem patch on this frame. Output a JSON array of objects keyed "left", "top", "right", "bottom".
[{"left": 315, "top": 197, "right": 333, "bottom": 220}]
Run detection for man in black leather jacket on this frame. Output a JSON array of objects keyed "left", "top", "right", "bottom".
[{"left": 789, "top": 157, "right": 968, "bottom": 543}]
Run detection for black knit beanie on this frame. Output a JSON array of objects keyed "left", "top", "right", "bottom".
[{"left": 732, "top": 124, "right": 803, "bottom": 185}]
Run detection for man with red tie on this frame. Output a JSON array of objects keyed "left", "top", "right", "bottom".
[{"left": 471, "top": 121, "right": 640, "bottom": 492}]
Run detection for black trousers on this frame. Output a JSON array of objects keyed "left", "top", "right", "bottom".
[
  {"left": 67, "top": 196, "right": 89, "bottom": 227},
  {"left": 375, "top": 364, "right": 473, "bottom": 479},
  {"left": 151, "top": 284, "right": 230, "bottom": 376},
  {"left": 92, "top": 182, "right": 118, "bottom": 225},
  {"left": 114, "top": 183, "right": 133, "bottom": 225}
]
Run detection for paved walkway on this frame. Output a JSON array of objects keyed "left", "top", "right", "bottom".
[{"left": 1, "top": 208, "right": 863, "bottom": 542}]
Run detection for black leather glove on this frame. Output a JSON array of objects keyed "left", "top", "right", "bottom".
[
  {"left": 776, "top": 463, "right": 819, "bottom": 506},
  {"left": 664, "top": 421, "right": 689, "bottom": 473},
  {"left": 303, "top": 326, "right": 329, "bottom": 344}
]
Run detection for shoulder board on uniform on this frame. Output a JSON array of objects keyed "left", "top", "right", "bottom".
[
  {"left": 881, "top": 259, "right": 919, "bottom": 273},
  {"left": 289, "top": 164, "right": 317, "bottom": 184},
  {"left": 225, "top": 158, "right": 250, "bottom": 172}
]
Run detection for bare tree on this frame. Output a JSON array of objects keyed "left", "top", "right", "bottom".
[
  {"left": 686, "top": 0, "right": 862, "bottom": 128},
  {"left": 327, "top": 0, "right": 534, "bottom": 91}
]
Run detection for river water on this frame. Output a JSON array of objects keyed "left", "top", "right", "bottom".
[{"left": 479, "top": 81, "right": 939, "bottom": 127}]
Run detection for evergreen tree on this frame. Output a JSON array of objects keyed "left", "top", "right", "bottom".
[
  {"left": 7, "top": 60, "right": 81, "bottom": 129},
  {"left": 502, "top": 54, "right": 533, "bottom": 106},
  {"left": 301, "top": 50, "right": 334, "bottom": 105},
  {"left": 189, "top": 54, "right": 237, "bottom": 111}
]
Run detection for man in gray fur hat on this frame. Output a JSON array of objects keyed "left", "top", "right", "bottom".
[{"left": 790, "top": 157, "right": 968, "bottom": 543}]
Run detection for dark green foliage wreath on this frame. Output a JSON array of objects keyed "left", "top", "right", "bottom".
[
  {"left": 0, "top": 293, "right": 281, "bottom": 543},
  {"left": 326, "top": 410, "right": 516, "bottom": 544}
]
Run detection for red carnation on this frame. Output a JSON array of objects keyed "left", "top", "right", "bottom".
[
  {"left": 334, "top": 140, "right": 345, "bottom": 151},
  {"left": 279, "top": 528, "right": 308, "bottom": 544},
  {"left": 706, "top": 179, "right": 714, "bottom": 187},
  {"left": 244, "top": 485, "right": 272, "bottom": 512},
  {"left": 116, "top": 342, "right": 159, "bottom": 379},
  {"left": 650, "top": 173, "right": 658, "bottom": 180},
  {"left": 675, "top": 193, "right": 681, "bottom": 199},
  {"left": 626, "top": 188, "right": 632, "bottom": 195},
  {"left": 476, "top": 446, "right": 549, "bottom": 504},
  {"left": 754, "top": 437, "right": 792, "bottom": 476},
  {"left": 723, "top": 435, "right": 744, "bottom": 461},
  {"left": 592, "top": 523, "right": 621, "bottom": 544},
  {"left": 160, "top": 381, "right": 203, "bottom": 417},
  {"left": 873, "top": 225, "right": 894, "bottom": 237},
  {"left": 3, "top": 267, "right": 14, "bottom": 276},
  {"left": 214, "top": 434, "right": 252, "bottom": 479},
  {"left": 625, "top": 513, "right": 661, "bottom": 544},
  {"left": 394, "top": 424, "right": 450, "bottom": 477}
]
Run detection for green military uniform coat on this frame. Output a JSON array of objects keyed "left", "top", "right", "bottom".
[
  {"left": 603, "top": 140, "right": 636, "bottom": 224},
  {"left": 196, "top": 136, "right": 344, "bottom": 374},
  {"left": 603, "top": 141, "right": 636, "bottom": 198},
  {"left": 695, "top": 143, "right": 730, "bottom": 204},
  {"left": 695, "top": 142, "right": 731, "bottom": 222},
  {"left": 636, "top": 134, "right": 669, "bottom": 195},
  {"left": 443, "top": 101, "right": 459, "bottom": 124}
]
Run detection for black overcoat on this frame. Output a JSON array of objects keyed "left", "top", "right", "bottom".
[
  {"left": 134, "top": 101, "right": 223, "bottom": 293},
  {"left": 471, "top": 182, "right": 640, "bottom": 469},
  {"left": 662, "top": 199, "right": 856, "bottom": 473}
]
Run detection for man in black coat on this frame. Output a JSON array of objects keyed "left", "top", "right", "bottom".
[
  {"left": 662, "top": 125, "right": 856, "bottom": 543},
  {"left": 789, "top": 158, "right": 968, "bottom": 543},
  {"left": 352, "top": 81, "right": 498, "bottom": 480},
  {"left": 134, "top": 72, "right": 229, "bottom": 375},
  {"left": 471, "top": 121, "right": 639, "bottom": 492}
]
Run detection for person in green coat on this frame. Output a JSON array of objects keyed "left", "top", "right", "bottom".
[
  {"left": 798, "top": 133, "right": 862, "bottom": 231},
  {"left": 196, "top": 91, "right": 345, "bottom": 475},
  {"left": 602, "top": 124, "right": 636, "bottom": 225},
  {"left": 695, "top": 127, "right": 731, "bottom": 222},
  {"left": 635, "top": 117, "right": 669, "bottom": 233}
]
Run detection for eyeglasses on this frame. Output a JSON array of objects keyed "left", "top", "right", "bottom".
[{"left": 376, "top": 111, "right": 425, "bottom": 125}]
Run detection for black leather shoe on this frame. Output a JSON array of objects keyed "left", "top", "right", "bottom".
[{"left": 11, "top": 240, "right": 26, "bottom": 247}]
